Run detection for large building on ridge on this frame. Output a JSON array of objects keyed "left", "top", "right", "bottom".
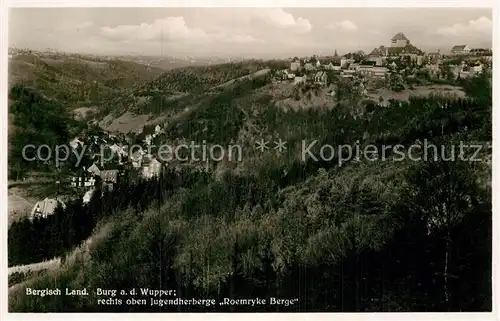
[{"left": 368, "top": 32, "right": 424, "bottom": 60}]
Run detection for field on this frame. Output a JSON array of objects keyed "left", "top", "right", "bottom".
[{"left": 367, "top": 84, "right": 466, "bottom": 105}]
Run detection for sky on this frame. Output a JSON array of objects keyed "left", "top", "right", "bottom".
[{"left": 9, "top": 8, "right": 493, "bottom": 58}]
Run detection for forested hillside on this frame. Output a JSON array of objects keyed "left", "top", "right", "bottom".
[
  {"left": 9, "top": 53, "right": 164, "bottom": 106},
  {"left": 8, "top": 68, "right": 491, "bottom": 312}
]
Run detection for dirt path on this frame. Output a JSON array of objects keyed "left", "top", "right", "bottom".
[
  {"left": 209, "top": 68, "right": 270, "bottom": 91},
  {"left": 8, "top": 257, "right": 61, "bottom": 276}
]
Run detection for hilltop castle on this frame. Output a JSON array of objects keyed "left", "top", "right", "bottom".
[{"left": 369, "top": 32, "right": 423, "bottom": 58}]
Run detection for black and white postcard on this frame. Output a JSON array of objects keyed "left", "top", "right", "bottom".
[{"left": 2, "top": 2, "right": 496, "bottom": 318}]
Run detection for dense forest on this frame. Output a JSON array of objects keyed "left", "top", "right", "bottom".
[
  {"left": 8, "top": 70, "right": 491, "bottom": 312},
  {"left": 8, "top": 84, "right": 84, "bottom": 179}
]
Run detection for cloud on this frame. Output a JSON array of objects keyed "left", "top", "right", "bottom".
[
  {"left": 75, "top": 21, "right": 93, "bottom": 30},
  {"left": 100, "top": 17, "right": 262, "bottom": 45},
  {"left": 100, "top": 17, "right": 207, "bottom": 42},
  {"left": 436, "top": 16, "right": 492, "bottom": 36},
  {"left": 53, "top": 21, "right": 93, "bottom": 32},
  {"left": 326, "top": 20, "right": 358, "bottom": 32},
  {"left": 254, "top": 8, "right": 312, "bottom": 34}
]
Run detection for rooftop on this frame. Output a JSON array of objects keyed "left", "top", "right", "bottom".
[
  {"left": 391, "top": 32, "right": 409, "bottom": 41},
  {"left": 369, "top": 44, "right": 423, "bottom": 56},
  {"left": 31, "top": 198, "right": 66, "bottom": 217}
]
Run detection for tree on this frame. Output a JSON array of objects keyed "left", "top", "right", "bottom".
[
  {"left": 441, "top": 64, "right": 455, "bottom": 83},
  {"left": 404, "top": 159, "right": 481, "bottom": 310},
  {"left": 389, "top": 73, "right": 405, "bottom": 92}
]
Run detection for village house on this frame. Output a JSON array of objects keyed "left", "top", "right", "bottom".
[
  {"left": 355, "top": 64, "right": 389, "bottom": 78},
  {"left": 356, "top": 64, "right": 374, "bottom": 75},
  {"left": 340, "top": 58, "right": 354, "bottom": 68},
  {"left": 341, "top": 70, "right": 356, "bottom": 78},
  {"left": 348, "top": 63, "right": 360, "bottom": 71},
  {"left": 85, "top": 162, "right": 121, "bottom": 191},
  {"left": 100, "top": 169, "right": 120, "bottom": 191},
  {"left": 31, "top": 198, "right": 66, "bottom": 219},
  {"left": 294, "top": 75, "right": 307, "bottom": 85},
  {"left": 323, "top": 62, "right": 342, "bottom": 71},
  {"left": 290, "top": 57, "right": 301, "bottom": 72},
  {"left": 276, "top": 69, "right": 296, "bottom": 81},
  {"left": 451, "top": 45, "right": 471, "bottom": 55},
  {"left": 70, "top": 173, "right": 96, "bottom": 189},
  {"left": 82, "top": 188, "right": 95, "bottom": 204},
  {"left": 87, "top": 163, "right": 101, "bottom": 176},
  {"left": 155, "top": 125, "right": 162, "bottom": 135},
  {"left": 141, "top": 157, "right": 163, "bottom": 180},
  {"left": 371, "top": 67, "right": 390, "bottom": 78},
  {"left": 314, "top": 71, "right": 328, "bottom": 85}
]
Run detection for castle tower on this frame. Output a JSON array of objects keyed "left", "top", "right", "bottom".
[{"left": 391, "top": 32, "right": 410, "bottom": 48}]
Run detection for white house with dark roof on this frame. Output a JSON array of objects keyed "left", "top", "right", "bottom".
[
  {"left": 87, "top": 163, "right": 101, "bottom": 176},
  {"left": 451, "top": 45, "right": 471, "bottom": 55},
  {"left": 314, "top": 71, "right": 328, "bottom": 85},
  {"left": 31, "top": 198, "right": 66, "bottom": 219}
]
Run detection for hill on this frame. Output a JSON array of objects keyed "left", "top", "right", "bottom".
[
  {"left": 96, "top": 60, "right": 285, "bottom": 133},
  {"left": 8, "top": 52, "right": 165, "bottom": 108}
]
